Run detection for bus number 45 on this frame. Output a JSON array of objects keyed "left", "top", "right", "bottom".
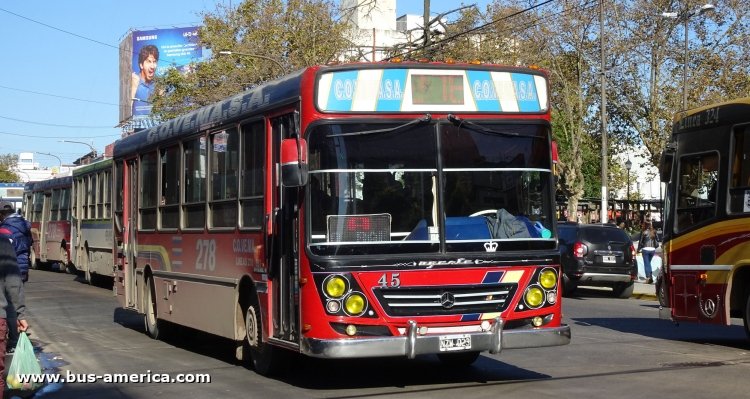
[
  {"left": 195, "top": 239, "right": 216, "bottom": 271},
  {"left": 378, "top": 273, "right": 400, "bottom": 288}
]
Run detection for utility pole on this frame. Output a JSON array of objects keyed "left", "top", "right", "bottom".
[
  {"left": 600, "top": 0, "right": 608, "bottom": 224},
  {"left": 423, "top": 0, "right": 431, "bottom": 51}
]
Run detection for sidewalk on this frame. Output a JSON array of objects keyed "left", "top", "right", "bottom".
[{"left": 631, "top": 280, "right": 657, "bottom": 301}]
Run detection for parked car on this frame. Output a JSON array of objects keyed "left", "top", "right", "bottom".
[{"left": 557, "top": 222, "right": 637, "bottom": 298}]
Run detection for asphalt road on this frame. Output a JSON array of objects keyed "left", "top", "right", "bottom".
[{"left": 15, "top": 269, "right": 750, "bottom": 399}]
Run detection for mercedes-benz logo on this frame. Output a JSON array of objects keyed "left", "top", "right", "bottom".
[{"left": 440, "top": 292, "right": 455, "bottom": 309}]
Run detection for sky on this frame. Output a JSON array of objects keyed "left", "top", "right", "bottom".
[{"left": 0, "top": 0, "right": 491, "bottom": 169}]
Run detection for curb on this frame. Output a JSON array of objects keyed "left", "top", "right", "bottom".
[{"left": 630, "top": 293, "right": 658, "bottom": 301}]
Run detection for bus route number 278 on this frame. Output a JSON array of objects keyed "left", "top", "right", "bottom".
[{"left": 195, "top": 239, "right": 216, "bottom": 271}]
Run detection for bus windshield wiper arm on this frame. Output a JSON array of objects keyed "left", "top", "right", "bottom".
[
  {"left": 328, "top": 114, "right": 432, "bottom": 137},
  {"left": 447, "top": 114, "right": 526, "bottom": 137}
]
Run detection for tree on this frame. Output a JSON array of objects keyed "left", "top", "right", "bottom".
[
  {"left": 607, "top": 0, "right": 750, "bottom": 169},
  {"left": 151, "top": 0, "right": 351, "bottom": 120},
  {"left": 0, "top": 154, "right": 20, "bottom": 183}
]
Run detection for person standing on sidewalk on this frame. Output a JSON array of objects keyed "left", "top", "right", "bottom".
[
  {"left": 0, "top": 236, "right": 29, "bottom": 398},
  {"left": 638, "top": 224, "right": 660, "bottom": 284},
  {"left": 0, "top": 201, "right": 32, "bottom": 352}
]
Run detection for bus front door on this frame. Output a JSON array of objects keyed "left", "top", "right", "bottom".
[
  {"left": 269, "top": 113, "right": 300, "bottom": 346},
  {"left": 121, "top": 159, "right": 139, "bottom": 308}
]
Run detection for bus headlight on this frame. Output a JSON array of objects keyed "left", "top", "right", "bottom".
[
  {"left": 524, "top": 286, "right": 544, "bottom": 309},
  {"left": 344, "top": 293, "right": 366, "bottom": 316},
  {"left": 539, "top": 268, "right": 557, "bottom": 290},
  {"left": 324, "top": 275, "right": 348, "bottom": 298}
]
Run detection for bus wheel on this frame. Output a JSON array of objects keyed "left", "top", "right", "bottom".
[
  {"left": 744, "top": 292, "right": 750, "bottom": 340},
  {"left": 657, "top": 277, "right": 669, "bottom": 307},
  {"left": 437, "top": 351, "right": 480, "bottom": 367},
  {"left": 30, "top": 248, "right": 38, "bottom": 270},
  {"left": 244, "top": 299, "right": 285, "bottom": 376},
  {"left": 60, "top": 247, "right": 71, "bottom": 274},
  {"left": 145, "top": 275, "right": 161, "bottom": 339}
]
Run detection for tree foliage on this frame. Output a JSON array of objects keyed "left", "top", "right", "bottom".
[
  {"left": 0, "top": 154, "right": 20, "bottom": 183},
  {"left": 150, "top": 0, "right": 750, "bottom": 210},
  {"left": 151, "top": 0, "right": 351, "bottom": 119}
]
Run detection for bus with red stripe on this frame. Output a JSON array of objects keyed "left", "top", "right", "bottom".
[
  {"left": 23, "top": 176, "right": 73, "bottom": 272},
  {"left": 658, "top": 98, "right": 750, "bottom": 336},
  {"left": 112, "top": 61, "right": 570, "bottom": 374}
]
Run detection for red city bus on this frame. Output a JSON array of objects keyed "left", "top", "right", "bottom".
[
  {"left": 658, "top": 98, "right": 750, "bottom": 336},
  {"left": 112, "top": 62, "right": 570, "bottom": 374},
  {"left": 23, "top": 176, "right": 74, "bottom": 272}
]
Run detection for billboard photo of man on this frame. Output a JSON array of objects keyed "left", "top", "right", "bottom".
[{"left": 131, "top": 44, "right": 159, "bottom": 116}]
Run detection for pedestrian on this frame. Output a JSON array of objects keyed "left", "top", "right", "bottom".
[
  {"left": 638, "top": 224, "right": 660, "bottom": 284},
  {"left": 0, "top": 201, "right": 32, "bottom": 352},
  {"left": 0, "top": 236, "right": 29, "bottom": 398}
]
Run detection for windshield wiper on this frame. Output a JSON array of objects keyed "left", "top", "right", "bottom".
[
  {"left": 328, "top": 114, "right": 432, "bottom": 137},
  {"left": 447, "top": 114, "right": 532, "bottom": 137}
]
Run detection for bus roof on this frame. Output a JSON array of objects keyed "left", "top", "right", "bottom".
[
  {"left": 672, "top": 97, "right": 750, "bottom": 134},
  {"left": 113, "top": 62, "right": 550, "bottom": 157},
  {"left": 72, "top": 158, "right": 113, "bottom": 177},
  {"left": 113, "top": 68, "right": 307, "bottom": 158}
]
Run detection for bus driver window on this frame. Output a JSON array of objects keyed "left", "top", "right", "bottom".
[{"left": 676, "top": 153, "right": 718, "bottom": 232}]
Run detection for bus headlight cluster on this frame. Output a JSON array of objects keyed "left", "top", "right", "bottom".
[
  {"left": 321, "top": 274, "right": 371, "bottom": 317},
  {"left": 521, "top": 267, "right": 559, "bottom": 310}
]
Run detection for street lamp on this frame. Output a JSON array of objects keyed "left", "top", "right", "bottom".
[
  {"left": 218, "top": 50, "right": 287, "bottom": 75},
  {"left": 59, "top": 140, "right": 97, "bottom": 158},
  {"left": 625, "top": 158, "right": 632, "bottom": 226},
  {"left": 661, "top": 3, "right": 715, "bottom": 110},
  {"left": 35, "top": 152, "right": 62, "bottom": 169}
]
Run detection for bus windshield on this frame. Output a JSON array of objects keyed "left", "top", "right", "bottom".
[{"left": 307, "top": 120, "right": 554, "bottom": 256}]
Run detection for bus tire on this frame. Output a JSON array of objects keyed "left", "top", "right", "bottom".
[
  {"left": 30, "top": 248, "right": 38, "bottom": 270},
  {"left": 244, "top": 297, "right": 285, "bottom": 376},
  {"left": 562, "top": 273, "right": 577, "bottom": 297},
  {"left": 145, "top": 275, "right": 161, "bottom": 339},
  {"left": 60, "top": 247, "right": 71, "bottom": 274},
  {"left": 744, "top": 292, "right": 750, "bottom": 340},
  {"left": 437, "top": 351, "right": 480, "bottom": 367}
]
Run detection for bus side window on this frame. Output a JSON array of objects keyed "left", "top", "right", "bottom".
[
  {"left": 675, "top": 152, "right": 718, "bottom": 232},
  {"left": 730, "top": 126, "right": 750, "bottom": 213}
]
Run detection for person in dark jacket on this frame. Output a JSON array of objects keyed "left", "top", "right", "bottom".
[
  {"left": 0, "top": 236, "right": 29, "bottom": 397},
  {"left": 0, "top": 202, "right": 32, "bottom": 282},
  {"left": 0, "top": 201, "right": 32, "bottom": 353}
]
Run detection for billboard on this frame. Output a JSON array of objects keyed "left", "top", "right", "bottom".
[{"left": 119, "top": 27, "right": 203, "bottom": 123}]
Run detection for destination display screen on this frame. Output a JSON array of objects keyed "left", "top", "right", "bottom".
[
  {"left": 316, "top": 68, "right": 548, "bottom": 113},
  {"left": 410, "top": 74, "right": 464, "bottom": 105}
]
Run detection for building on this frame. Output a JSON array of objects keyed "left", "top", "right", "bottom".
[{"left": 13, "top": 152, "right": 72, "bottom": 183}]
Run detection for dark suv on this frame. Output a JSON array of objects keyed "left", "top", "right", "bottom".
[{"left": 557, "top": 222, "right": 636, "bottom": 298}]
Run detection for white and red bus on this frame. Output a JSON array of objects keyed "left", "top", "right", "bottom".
[
  {"left": 23, "top": 176, "right": 74, "bottom": 272},
  {"left": 658, "top": 98, "right": 750, "bottom": 337},
  {"left": 71, "top": 158, "right": 114, "bottom": 284},
  {"left": 112, "top": 62, "right": 570, "bottom": 374}
]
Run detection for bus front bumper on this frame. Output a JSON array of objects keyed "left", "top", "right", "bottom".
[{"left": 300, "top": 317, "right": 571, "bottom": 359}]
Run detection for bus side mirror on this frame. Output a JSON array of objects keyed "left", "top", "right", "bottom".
[{"left": 281, "top": 138, "right": 308, "bottom": 187}]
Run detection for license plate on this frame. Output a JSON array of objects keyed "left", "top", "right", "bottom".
[
  {"left": 602, "top": 255, "right": 616, "bottom": 263},
  {"left": 439, "top": 334, "right": 472, "bottom": 352}
]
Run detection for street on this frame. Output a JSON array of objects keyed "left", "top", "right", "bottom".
[{"left": 18, "top": 269, "right": 750, "bottom": 399}]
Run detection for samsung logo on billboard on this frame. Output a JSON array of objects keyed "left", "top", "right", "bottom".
[{"left": 136, "top": 35, "right": 157, "bottom": 41}]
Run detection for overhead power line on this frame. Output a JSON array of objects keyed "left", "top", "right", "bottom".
[
  {"left": 0, "top": 7, "right": 118, "bottom": 49},
  {"left": 0, "top": 130, "right": 118, "bottom": 139},
  {"left": 387, "top": 0, "right": 556, "bottom": 60},
  {"left": 0, "top": 115, "right": 116, "bottom": 129},
  {"left": 0, "top": 84, "right": 118, "bottom": 107}
]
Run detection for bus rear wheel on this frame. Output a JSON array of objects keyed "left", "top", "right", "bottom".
[
  {"left": 743, "top": 292, "right": 750, "bottom": 340},
  {"left": 244, "top": 299, "right": 285, "bottom": 376},
  {"left": 145, "top": 275, "right": 161, "bottom": 339}
]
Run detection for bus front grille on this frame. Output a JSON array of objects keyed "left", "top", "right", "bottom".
[{"left": 373, "top": 283, "right": 518, "bottom": 317}]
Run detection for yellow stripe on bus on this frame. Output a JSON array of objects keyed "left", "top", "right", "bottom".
[
  {"left": 137, "top": 244, "right": 172, "bottom": 272},
  {"left": 501, "top": 270, "right": 524, "bottom": 283},
  {"left": 669, "top": 219, "right": 750, "bottom": 252}
]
